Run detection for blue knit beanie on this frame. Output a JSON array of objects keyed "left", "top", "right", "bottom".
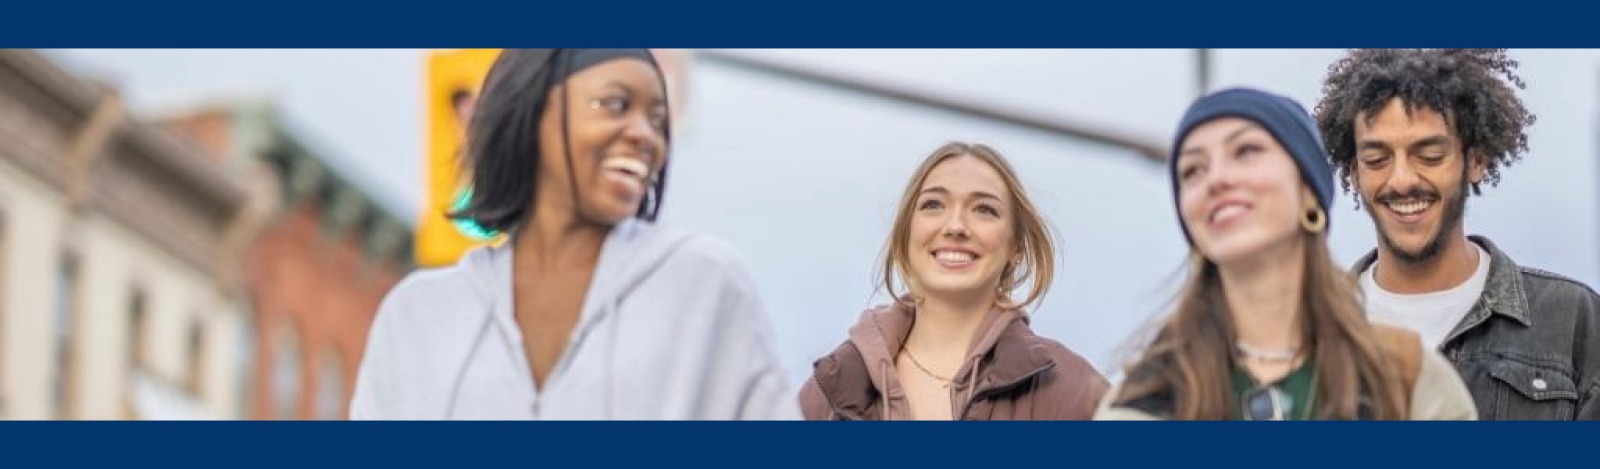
[{"left": 1170, "top": 88, "right": 1335, "bottom": 245}]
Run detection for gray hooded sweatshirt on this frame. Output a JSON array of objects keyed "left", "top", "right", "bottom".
[{"left": 350, "top": 219, "right": 798, "bottom": 420}]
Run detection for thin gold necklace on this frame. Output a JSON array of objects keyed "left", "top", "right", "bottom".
[{"left": 901, "top": 345, "right": 954, "bottom": 388}]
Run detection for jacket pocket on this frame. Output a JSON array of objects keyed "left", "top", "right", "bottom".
[{"left": 1489, "top": 360, "right": 1578, "bottom": 420}]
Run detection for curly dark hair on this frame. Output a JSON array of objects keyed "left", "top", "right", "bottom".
[{"left": 1314, "top": 49, "right": 1536, "bottom": 197}]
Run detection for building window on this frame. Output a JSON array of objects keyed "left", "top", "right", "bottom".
[
  {"left": 273, "top": 323, "right": 301, "bottom": 420},
  {"left": 52, "top": 252, "right": 81, "bottom": 419},
  {"left": 127, "top": 288, "right": 147, "bottom": 369},
  {"left": 187, "top": 317, "right": 206, "bottom": 395},
  {"left": 316, "top": 348, "right": 344, "bottom": 420},
  {"left": 124, "top": 287, "right": 147, "bottom": 419},
  {"left": 235, "top": 304, "right": 255, "bottom": 420}
]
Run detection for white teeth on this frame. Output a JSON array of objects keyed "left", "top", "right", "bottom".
[
  {"left": 1211, "top": 204, "right": 1248, "bottom": 223},
  {"left": 602, "top": 158, "right": 650, "bottom": 180},
  {"left": 1386, "top": 200, "right": 1432, "bottom": 215},
  {"left": 934, "top": 250, "right": 974, "bottom": 263}
]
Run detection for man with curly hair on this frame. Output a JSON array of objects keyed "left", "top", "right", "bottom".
[{"left": 1315, "top": 49, "right": 1599, "bottom": 420}]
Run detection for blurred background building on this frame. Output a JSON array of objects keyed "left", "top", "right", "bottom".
[
  {"left": 0, "top": 49, "right": 409, "bottom": 419},
  {"left": 158, "top": 99, "right": 412, "bottom": 420},
  {"left": 0, "top": 49, "right": 257, "bottom": 419},
  {"left": 0, "top": 49, "right": 1592, "bottom": 418}
]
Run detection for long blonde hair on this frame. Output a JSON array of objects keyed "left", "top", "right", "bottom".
[{"left": 877, "top": 142, "right": 1056, "bottom": 311}]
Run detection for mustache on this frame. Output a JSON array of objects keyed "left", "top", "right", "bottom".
[{"left": 1373, "top": 187, "right": 1440, "bottom": 205}]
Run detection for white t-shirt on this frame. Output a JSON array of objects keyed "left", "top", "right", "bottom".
[{"left": 1360, "top": 243, "right": 1491, "bottom": 350}]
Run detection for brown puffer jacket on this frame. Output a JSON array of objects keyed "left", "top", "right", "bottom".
[{"left": 799, "top": 304, "right": 1107, "bottom": 420}]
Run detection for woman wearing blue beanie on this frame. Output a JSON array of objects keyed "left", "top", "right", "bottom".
[{"left": 1095, "top": 88, "right": 1475, "bottom": 420}]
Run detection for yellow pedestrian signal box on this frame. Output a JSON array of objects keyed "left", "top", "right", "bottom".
[{"left": 416, "top": 48, "right": 500, "bottom": 267}]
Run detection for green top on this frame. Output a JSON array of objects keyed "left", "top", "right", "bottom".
[{"left": 1231, "top": 361, "right": 1317, "bottom": 420}]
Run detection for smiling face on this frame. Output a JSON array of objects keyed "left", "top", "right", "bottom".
[
  {"left": 1176, "top": 118, "right": 1314, "bottom": 267},
  {"left": 535, "top": 58, "right": 670, "bottom": 226},
  {"left": 900, "top": 154, "right": 1018, "bottom": 305},
  {"left": 1351, "top": 98, "right": 1483, "bottom": 264}
]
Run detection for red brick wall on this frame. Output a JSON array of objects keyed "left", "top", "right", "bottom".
[{"left": 246, "top": 201, "right": 405, "bottom": 420}]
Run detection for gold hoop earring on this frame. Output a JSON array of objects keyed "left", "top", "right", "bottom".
[{"left": 1301, "top": 205, "right": 1327, "bottom": 234}]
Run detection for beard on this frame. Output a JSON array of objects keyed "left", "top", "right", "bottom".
[{"left": 1366, "top": 167, "right": 1469, "bottom": 265}]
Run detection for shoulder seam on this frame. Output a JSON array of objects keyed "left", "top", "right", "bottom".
[{"left": 1520, "top": 267, "right": 1600, "bottom": 297}]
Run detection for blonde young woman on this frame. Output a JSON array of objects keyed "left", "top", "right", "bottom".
[{"left": 799, "top": 142, "right": 1107, "bottom": 420}]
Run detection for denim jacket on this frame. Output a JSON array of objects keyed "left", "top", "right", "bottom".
[{"left": 1354, "top": 235, "right": 1600, "bottom": 420}]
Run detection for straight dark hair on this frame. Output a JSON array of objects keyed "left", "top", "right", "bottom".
[{"left": 449, "top": 49, "right": 672, "bottom": 234}]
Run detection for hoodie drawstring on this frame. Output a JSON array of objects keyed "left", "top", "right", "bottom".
[
  {"left": 965, "top": 357, "right": 981, "bottom": 417},
  {"left": 880, "top": 358, "right": 891, "bottom": 421},
  {"left": 444, "top": 312, "right": 497, "bottom": 419}
]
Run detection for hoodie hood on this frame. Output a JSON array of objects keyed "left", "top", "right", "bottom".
[
  {"left": 813, "top": 303, "right": 1057, "bottom": 420},
  {"left": 456, "top": 218, "right": 696, "bottom": 357}
]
